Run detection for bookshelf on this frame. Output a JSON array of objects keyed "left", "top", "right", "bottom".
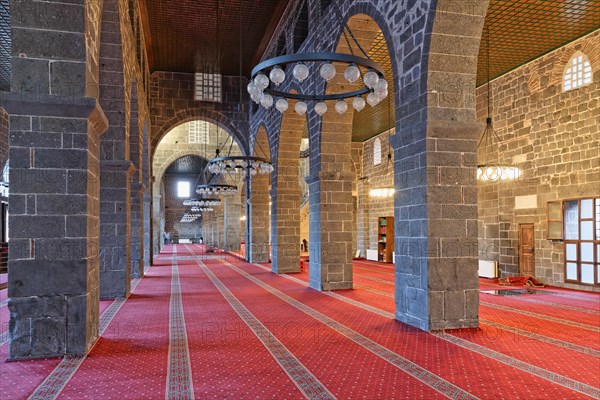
[{"left": 377, "top": 216, "right": 394, "bottom": 263}]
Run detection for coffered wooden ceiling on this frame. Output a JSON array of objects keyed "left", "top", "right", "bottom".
[{"left": 139, "top": 0, "right": 600, "bottom": 141}]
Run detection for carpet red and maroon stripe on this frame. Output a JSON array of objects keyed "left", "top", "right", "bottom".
[
  {"left": 228, "top": 257, "right": 596, "bottom": 399},
  {"left": 1, "top": 245, "right": 599, "bottom": 399}
]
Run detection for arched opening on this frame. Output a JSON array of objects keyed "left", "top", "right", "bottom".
[
  {"left": 152, "top": 119, "right": 242, "bottom": 253},
  {"left": 307, "top": 13, "right": 395, "bottom": 292}
]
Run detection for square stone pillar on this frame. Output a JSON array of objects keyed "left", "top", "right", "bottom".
[
  {"left": 356, "top": 179, "right": 370, "bottom": 257},
  {"left": 143, "top": 193, "right": 152, "bottom": 266},
  {"left": 249, "top": 173, "right": 270, "bottom": 263},
  {"left": 215, "top": 212, "right": 224, "bottom": 249},
  {"left": 307, "top": 172, "right": 354, "bottom": 290},
  {"left": 130, "top": 182, "right": 145, "bottom": 278},
  {"left": 270, "top": 178, "right": 301, "bottom": 273},
  {"left": 99, "top": 160, "right": 135, "bottom": 299},
  {"left": 392, "top": 121, "right": 480, "bottom": 331},
  {"left": 223, "top": 193, "right": 241, "bottom": 251},
  {"left": 2, "top": 94, "right": 106, "bottom": 359}
]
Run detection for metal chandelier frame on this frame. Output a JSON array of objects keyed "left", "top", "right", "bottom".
[{"left": 251, "top": 52, "right": 385, "bottom": 101}]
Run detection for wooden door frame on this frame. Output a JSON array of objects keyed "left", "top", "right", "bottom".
[{"left": 519, "top": 223, "right": 535, "bottom": 277}]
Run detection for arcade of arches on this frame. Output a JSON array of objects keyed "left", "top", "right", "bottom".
[{"left": 0, "top": 0, "right": 598, "bottom": 398}]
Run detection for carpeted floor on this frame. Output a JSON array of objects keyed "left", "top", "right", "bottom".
[{"left": 1, "top": 245, "right": 599, "bottom": 399}]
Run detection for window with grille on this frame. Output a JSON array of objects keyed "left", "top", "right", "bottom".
[
  {"left": 373, "top": 138, "right": 382, "bottom": 166},
  {"left": 0, "top": 0, "right": 11, "bottom": 92},
  {"left": 563, "top": 52, "right": 593, "bottom": 92},
  {"left": 188, "top": 120, "right": 209, "bottom": 144},
  {"left": 195, "top": 72, "right": 222, "bottom": 102}
]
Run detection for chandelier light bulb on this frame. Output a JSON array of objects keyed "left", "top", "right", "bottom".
[
  {"left": 295, "top": 101, "right": 308, "bottom": 115},
  {"left": 247, "top": 81, "right": 259, "bottom": 96},
  {"left": 269, "top": 66, "right": 286, "bottom": 86},
  {"left": 260, "top": 93, "right": 273, "bottom": 109},
  {"left": 254, "top": 73, "right": 270, "bottom": 90},
  {"left": 314, "top": 101, "right": 328, "bottom": 116},
  {"left": 367, "top": 91, "right": 381, "bottom": 107},
  {"left": 335, "top": 99, "right": 348, "bottom": 114},
  {"left": 374, "top": 78, "right": 388, "bottom": 95},
  {"left": 319, "top": 62, "right": 336, "bottom": 81},
  {"left": 251, "top": 91, "right": 263, "bottom": 104},
  {"left": 363, "top": 70, "right": 379, "bottom": 89},
  {"left": 353, "top": 96, "right": 366, "bottom": 112},
  {"left": 293, "top": 63, "right": 309, "bottom": 82},
  {"left": 275, "top": 98, "right": 289, "bottom": 113},
  {"left": 344, "top": 64, "right": 360, "bottom": 83}
]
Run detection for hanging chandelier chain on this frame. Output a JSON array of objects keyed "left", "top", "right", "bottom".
[{"left": 331, "top": 0, "right": 369, "bottom": 59}]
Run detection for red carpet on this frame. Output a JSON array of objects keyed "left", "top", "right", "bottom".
[{"left": 1, "top": 245, "right": 598, "bottom": 399}]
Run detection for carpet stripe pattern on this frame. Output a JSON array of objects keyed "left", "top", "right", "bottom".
[
  {"left": 2, "top": 245, "right": 598, "bottom": 399},
  {"left": 253, "top": 260, "right": 600, "bottom": 397},
  {"left": 27, "top": 271, "right": 147, "bottom": 400},
  {"left": 220, "top": 260, "right": 478, "bottom": 400},
  {"left": 166, "top": 254, "right": 195, "bottom": 399},
  {"left": 195, "top": 259, "right": 336, "bottom": 400}
]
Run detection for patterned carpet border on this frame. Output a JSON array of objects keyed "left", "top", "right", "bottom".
[
  {"left": 166, "top": 251, "right": 195, "bottom": 400},
  {"left": 196, "top": 259, "right": 335, "bottom": 400},
  {"left": 480, "top": 319, "right": 600, "bottom": 358},
  {"left": 223, "top": 260, "right": 477, "bottom": 400},
  {"left": 27, "top": 269, "right": 148, "bottom": 400}
]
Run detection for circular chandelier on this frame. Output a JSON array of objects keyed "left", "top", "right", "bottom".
[
  {"left": 181, "top": 212, "right": 202, "bottom": 223},
  {"left": 477, "top": 165, "right": 521, "bottom": 182},
  {"left": 369, "top": 187, "right": 395, "bottom": 198},
  {"left": 207, "top": 155, "right": 274, "bottom": 177},
  {"left": 191, "top": 206, "right": 214, "bottom": 212},
  {"left": 183, "top": 198, "right": 221, "bottom": 207},
  {"left": 196, "top": 184, "right": 238, "bottom": 196},
  {"left": 247, "top": 1, "right": 388, "bottom": 116}
]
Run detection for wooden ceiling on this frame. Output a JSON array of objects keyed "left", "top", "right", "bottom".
[
  {"left": 139, "top": 0, "right": 600, "bottom": 141},
  {"left": 140, "top": 0, "right": 290, "bottom": 76}
]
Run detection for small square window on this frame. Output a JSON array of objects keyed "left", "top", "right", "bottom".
[{"left": 177, "top": 181, "right": 190, "bottom": 198}]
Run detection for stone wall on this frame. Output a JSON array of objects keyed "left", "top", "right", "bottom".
[
  {"left": 149, "top": 72, "right": 250, "bottom": 154},
  {"left": 0, "top": 107, "right": 7, "bottom": 171},
  {"left": 476, "top": 30, "right": 600, "bottom": 291}
]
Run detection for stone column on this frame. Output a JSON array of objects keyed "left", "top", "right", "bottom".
[
  {"left": 130, "top": 182, "right": 145, "bottom": 278},
  {"left": 99, "top": 161, "right": 134, "bottom": 299},
  {"left": 2, "top": 0, "right": 106, "bottom": 360},
  {"left": 308, "top": 110, "right": 354, "bottom": 291},
  {"left": 392, "top": 121, "right": 480, "bottom": 331},
  {"left": 152, "top": 193, "right": 162, "bottom": 253},
  {"left": 307, "top": 171, "right": 354, "bottom": 290},
  {"left": 249, "top": 172, "right": 270, "bottom": 263},
  {"left": 215, "top": 212, "right": 224, "bottom": 249},
  {"left": 97, "top": 0, "right": 133, "bottom": 299},
  {"left": 223, "top": 193, "right": 241, "bottom": 251},
  {"left": 271, "top": 173, "right": 301, "bottom": 273},
  {"left": 356, "top": 178, "right": 370, "bottom": 257},
  {"left": 142, "top": 125, "right": 152, "bottom": 266}
]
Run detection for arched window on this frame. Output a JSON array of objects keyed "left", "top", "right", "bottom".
[
  {"left": 373, "top": 138, "right": 382, "bottom": 166},
  {"left": 563, "top": 51, "right": 593, "bottom": 92}
]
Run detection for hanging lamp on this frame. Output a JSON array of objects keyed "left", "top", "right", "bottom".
[
  {"left": 477, "top": 26, "right": 520, "bottom": 182},
  {"left": 207, "top": 0, "right": 273, "bottom": 180},
  {"left": 247, "top": 0, "right": 388, "bottom": 116}
]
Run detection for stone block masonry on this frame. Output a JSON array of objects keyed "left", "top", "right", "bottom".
[{"left": 476, "top": 30, "right": 600, "bottom": 291}]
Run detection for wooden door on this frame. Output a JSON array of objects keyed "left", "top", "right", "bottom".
[{"left": 519, "top": 224, "right": 535, "bottom": 277}]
